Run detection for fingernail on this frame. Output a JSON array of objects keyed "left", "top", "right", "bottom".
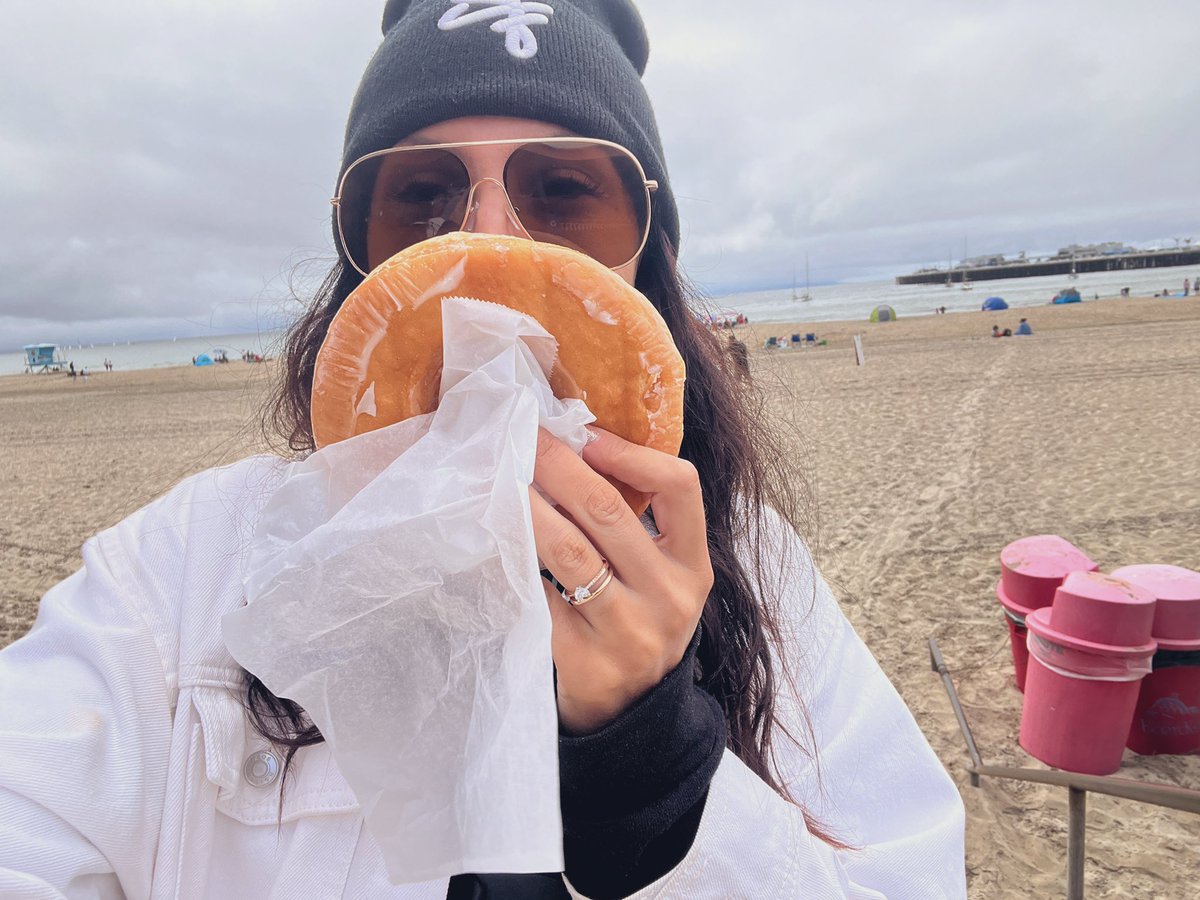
[{"left": 584, "top": 427, "right": 600, "bottom": 445}]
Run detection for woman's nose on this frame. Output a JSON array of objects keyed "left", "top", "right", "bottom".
[{"left": 460, "top": 178, "right": 531, "bottom": 239}]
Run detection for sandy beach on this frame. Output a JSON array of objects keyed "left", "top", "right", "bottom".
[{"left": 2, "top": 295, "right": 1198, "bottom": 897}]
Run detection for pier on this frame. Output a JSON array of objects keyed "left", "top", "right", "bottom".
[{"left": 896, "top": 247, "right": 1200, "bottom": 285}]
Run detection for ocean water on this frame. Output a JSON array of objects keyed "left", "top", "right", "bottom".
[
  {"left": 5, "top": 264, "right": 1196, "bottom": 376},
  {"left": 2, "top": 331, "right": 284, "bottom": 376},
  {"left": 703, "top": 263, "right": 1199, "bottom": 327}
]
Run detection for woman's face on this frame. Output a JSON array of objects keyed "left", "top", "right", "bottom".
[{"left": 366, "top": 116, "right": 641, "bottom": 287}]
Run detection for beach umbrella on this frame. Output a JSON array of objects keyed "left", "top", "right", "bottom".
[
  {"left": 982, "top": 296, "right": 1008, "bottom": 311},
  {"left": 869, "top": 305, "right": 897, "bottom": 322}
]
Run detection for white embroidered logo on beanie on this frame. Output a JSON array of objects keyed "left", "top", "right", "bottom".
[{"left": 437, "top": 1, "right": 555, "bottom": 60}]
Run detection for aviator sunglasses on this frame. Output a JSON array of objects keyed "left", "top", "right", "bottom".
[{"left": 333, "top": 137, "right": 658, "bottom": 277}]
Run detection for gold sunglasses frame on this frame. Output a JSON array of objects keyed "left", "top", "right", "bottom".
[{"left": 331, "top": 137, "right": 659, "bottom": 278}]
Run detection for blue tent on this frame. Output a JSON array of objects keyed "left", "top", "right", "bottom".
[
  {"left": 982, "top": 296, "right": 1008, "bottom": 311},
  {"left": 193, "top": 353, "right": 214, "bottom": 366},
  {"left": 1052, "top": 288, "right": 1082, "bottom": 305}
]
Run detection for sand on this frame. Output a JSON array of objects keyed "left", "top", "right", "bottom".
[
  {"left": 0, "top": 363, "right": 276, "bottom": 647},
  {"left": 2, "top": 295, "right": 1198, "bottom": 897}
]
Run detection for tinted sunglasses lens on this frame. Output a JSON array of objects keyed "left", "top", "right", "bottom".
[
  {"left": 504, "top": 142, "right": 649, "bottom": 268},
  {"left": 339, "top": 149, "right": 470, "bottom": 274}
]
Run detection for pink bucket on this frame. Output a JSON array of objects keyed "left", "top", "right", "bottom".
[
  {"left": 1019, "top": 573, "right": 1156, "bottom": 775},
  {"left": 1113, "top": 564, "right": 1200, "bottom": 755},
  {"left": 996, "top": 536, "right": 1097, "bottom": 692}
]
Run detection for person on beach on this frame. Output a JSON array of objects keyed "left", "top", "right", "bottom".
[
  {"left": 1016, "top": 318, "right": 1032, "bottom": 336},
  {"left": 992, "top": 324, "right": 1002, "bottom": 338},
  {"left": 0, "top": 2, "right": 965, "bottom": 897}
]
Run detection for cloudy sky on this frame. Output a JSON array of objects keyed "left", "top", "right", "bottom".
[{"left": 3, "top": 0, "right": 1197, "bottom": 346}]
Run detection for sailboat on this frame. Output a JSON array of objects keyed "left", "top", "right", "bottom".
[
  {"left": 1068, "top": 252, "right": 1079, "bottom": 280},
  {"left": 944, "top": 249, "right": 953, "bottom": 288},
  {"left": 961, "top": 270, "right": 973, "bottom": 292},
  {"left": 792, "top": 255, "right": 812, "bottom": 302}
]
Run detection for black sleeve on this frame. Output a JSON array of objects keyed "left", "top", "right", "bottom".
[{"left": 557, "top": 627, "right": 727, "bottom": 899}]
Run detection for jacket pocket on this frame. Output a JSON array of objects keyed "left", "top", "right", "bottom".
[{"left": 185, "top": 670, "right": 361, "bottom": 826}]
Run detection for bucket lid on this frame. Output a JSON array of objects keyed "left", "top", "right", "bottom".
[
  {"left": 1111, "top": 564, "right": 1200, "bottom": 650},
  {"left": 1048, "top": 571, "right": 1157, "bottom": 648},
  {"left": 999, "top": 535, "right": 1097, "bottom": 611},
  {"left": 1026, "top": 606, "right": 1157, "bottom": 658}
]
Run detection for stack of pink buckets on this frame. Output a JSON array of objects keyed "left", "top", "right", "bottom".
[{"left": 996, "top": 535, "right": 1200, "bottom": 775}]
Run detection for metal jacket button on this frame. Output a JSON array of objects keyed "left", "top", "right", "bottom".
[{"left": 243, "top": 749, "right": 280, "bottom": 788}]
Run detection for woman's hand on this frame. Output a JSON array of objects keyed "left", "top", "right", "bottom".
[{"left": 530, "top": 426, "right": 714, "bottom": 735}]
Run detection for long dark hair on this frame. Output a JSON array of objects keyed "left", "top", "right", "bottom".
[{"left": 252, "top": 221, "right": 838, "bottom": 843}]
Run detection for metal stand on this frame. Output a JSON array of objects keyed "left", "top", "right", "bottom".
[
  {"left": 929, "top": 637, "right": 1200, "bottom": 898},
  {"left": 1067, "top": 787, "right": 1086, "bottom": 900}
]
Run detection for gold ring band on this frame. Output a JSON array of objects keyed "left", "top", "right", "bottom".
[{"left": 564, "top": 560, "right": 614, "bottom": 606}]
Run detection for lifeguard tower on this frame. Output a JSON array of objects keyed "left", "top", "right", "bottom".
[{"left": 23, "top": 344, "right": 67, "bottom": 373}]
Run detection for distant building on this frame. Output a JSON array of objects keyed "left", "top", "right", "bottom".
[
  {"left": 897, "top": 239, "right": 1199, "bottom": 285},
  {"left": 1054, "top": 242, "right": 1135, "bottom": 258},
  {"left": 964, "top": 254, "right": 1008, "bottom": 268}
]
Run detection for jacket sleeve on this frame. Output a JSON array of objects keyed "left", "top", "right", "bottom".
[
  {"left": 567, "top": 509, "right": 966, "bottom": 899},
  {"left": 0, "top": 524, "right": 177, "bottom": 898}
]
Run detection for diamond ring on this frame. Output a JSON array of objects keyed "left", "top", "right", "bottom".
[{"left": 564, "top": 558, "right": 614, "bottom": 607}]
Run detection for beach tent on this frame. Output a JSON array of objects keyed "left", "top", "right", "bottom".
[
  {"left": 869, "top": 305, "right": 897, "bottom": 322},
  {"left": 193, "top": 353, "right": 214, "bottom": 366},
  {"left": 1052, "top": 288, "right": 1082, "bottom": 305},
  {"left": 982, "top": 296, "right": 1008, "bottom": 311}
]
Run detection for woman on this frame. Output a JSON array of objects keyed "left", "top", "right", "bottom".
[{"left": 0, "top": 1, "right": 965, "bottom": 897}]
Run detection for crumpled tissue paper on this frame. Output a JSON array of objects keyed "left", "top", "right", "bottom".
[{"left": 222, "top": 296, "right": 597, "bottom": 883}]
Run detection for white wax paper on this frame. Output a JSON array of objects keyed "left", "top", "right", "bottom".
[{"left": 222, "top": 296, "right": 596, "bottom": 883}]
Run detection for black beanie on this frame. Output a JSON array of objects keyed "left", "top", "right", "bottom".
[{"left": 339, "top": 0, "right": 679, "bottom": 252}]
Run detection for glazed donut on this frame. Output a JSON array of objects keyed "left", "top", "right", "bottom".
[{"left": 310, "top": 233, "right": 685, "bottom": 514}]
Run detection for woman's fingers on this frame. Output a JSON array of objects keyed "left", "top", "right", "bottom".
[
  {"left": 528, "top": 430, "right": 714, "bottom": 735},
  {"left": 533, "top": 430, "right": 661, "bottom": 584},
  {"left": 528, "top": 487, "right": 623, "bottom": 625},
  {"left": 580, "top": 427, "right": 710, "bottom": 573}
]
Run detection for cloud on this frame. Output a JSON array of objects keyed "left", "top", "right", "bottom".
[
  {"left": 2, "top": 0, "right": 1197, "bottom": 345},
  {"left": 1, "top": 0, "right": 377, "bottom": 345},
  {"left": 641, "top": 0, "right": 1200, "bottom": 290}
]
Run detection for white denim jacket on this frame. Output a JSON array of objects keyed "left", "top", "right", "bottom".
[{"left": 0, "top": 457, "right": 966, "bottom": 899}]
